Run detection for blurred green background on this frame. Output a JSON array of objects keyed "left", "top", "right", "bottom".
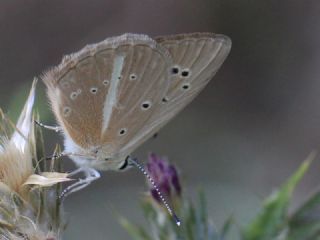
[{"left": 1, "top": 1, "right": 320, "bottom": 239}]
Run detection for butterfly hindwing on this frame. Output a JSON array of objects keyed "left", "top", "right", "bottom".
[{"left": 121, "top": 33, "right": 231, "bottom": 154}]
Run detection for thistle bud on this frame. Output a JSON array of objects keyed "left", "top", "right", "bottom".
[{"left": 146, "top": 153, "right": 181, "bottom": 203}]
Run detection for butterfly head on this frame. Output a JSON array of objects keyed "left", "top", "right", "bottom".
[
  {"left": 64, "top": 137, "right": 131, "bottom": 171},
  {"left": 90, "top": 156, "right": 131, "bottom": 171},
  {"left": 92, "top": 147, "right": 131, "bottom": 171}
]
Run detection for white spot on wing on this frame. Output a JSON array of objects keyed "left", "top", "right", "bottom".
[
  {"left": 118, "top": 128, "right": 127, "bottom": 136},
  {"left": 181, "top": 83, "right": 191, "bottom": 90},
  {"left": 70, "top": 91, "right": 78, "bottom": 100},
  {"left": 90, "top": 87, "right": 98, "bottom": 94},
  {"left": 141, "top": 100, "right": 152, "bottom": 110},
  {"left": 129, "top": 73, "right": 137, "bottom": 80},
  {"left": 63, "top": 106, "right": 71, "bottom": 117},
  {"left": 102, "top": 55, "right": 125, "bottom": 131},
  {"left": 162, "top": 96, "right": 169, "bottom": 103},
  {"left": 103, "top": 80, "right": 109, "bottom": 86},
  {"left": 181, "top": 68, "right": 191, "bottom": 78}
]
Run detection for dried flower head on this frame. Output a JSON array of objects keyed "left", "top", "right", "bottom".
[
  {"left": 0, "top": 80, "right": 35, "bottom": 196},
  {"left": 0, "top": 79, "right": 69, "bottom": 240}
]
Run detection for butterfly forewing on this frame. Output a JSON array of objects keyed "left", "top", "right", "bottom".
[
  {"left": 43, "top": 34, "right": 172, "bottom": 153},
  {"left": 121, "top": 33, "right": 231, "bottom": 154}
]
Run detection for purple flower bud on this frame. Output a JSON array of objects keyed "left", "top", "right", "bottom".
[
  {"left": 146, "top": 153, "right": 181, "bottom": 203},
  {"left": 169, "top": 165, "right": 181, "bottom": 195}
]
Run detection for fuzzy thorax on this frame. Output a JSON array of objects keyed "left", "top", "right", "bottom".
[{"left": 64, "top": 135, "right": 127, "bottom": 171}]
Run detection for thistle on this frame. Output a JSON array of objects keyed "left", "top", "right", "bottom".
[
  {"left": 0, "top": 79, "right": 69, "bottom": 240},
  {"left": 120, "top": 152, "right": 320, "bottom": 240},
  {"left": 146, "top": 153, "right": 182, "bottom": 205},
  {"left": 120, "top": 153, "right": 226, "bottom": 240}
]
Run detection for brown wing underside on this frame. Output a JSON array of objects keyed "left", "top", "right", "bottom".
[
  {"left": 42, "top": 32, "right": 231, "bottom": 158},
  {"left": 120, "top": 33, "right": 232, "bottom": 155},
  {"left": 43, "top": 34, "right": 172, "bottom": 151}
]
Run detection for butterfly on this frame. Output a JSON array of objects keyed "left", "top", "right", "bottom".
[{"left": 41, "top": 32, "right": 231, "bottom": 198}]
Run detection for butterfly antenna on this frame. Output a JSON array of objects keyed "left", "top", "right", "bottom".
[{"left": 129, "top": 157, "right": 181, "bottom": 226}]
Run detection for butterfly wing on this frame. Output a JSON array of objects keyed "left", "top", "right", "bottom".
[
  {"left": 120, "top": 33, "right": 231, "bottom": 154},
  {"left": 43, "top": 34, "right": 172, "bottom": 154}
]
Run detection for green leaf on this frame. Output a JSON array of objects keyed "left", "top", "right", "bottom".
[
  {"left": 287, "top": 191, "right": 320, "bottom": 239},
  {"left": 199, "top": 189, "right": 208, "bottom": 225},
  {"left": 185, "top": 202, "right": 196, "bottom": 240},
  {"left": 141, "top": 201, "right": 157, "bottom": 222},
  {"left": 221, "top": 216, "right": 234, "bottom": 239},
  {"left": 119, "top": 216, "right": 152, "bottom": 240},
  {"left": 195, "top": 189, "right": 208, "bottom": 240},
  {"left": 243, "top": 157, "right": 312, "bottom": 240}
]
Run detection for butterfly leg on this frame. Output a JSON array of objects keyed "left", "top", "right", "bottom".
[
  {"left": 46, "top": 151, "right": 91, "bottom": 161},
  {"left": 60, "top": 168, "right": 100, "bottom": 199},
  {"left": 35, "top": 120, "right": 62, "bottom": 132}
]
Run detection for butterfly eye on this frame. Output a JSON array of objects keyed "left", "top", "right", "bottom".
[
  {"left": 118, "top": 159, "right": 129, "bottom": 170},
  {"left": 141, "top": 101, "right": 152, "bottom": 110}
]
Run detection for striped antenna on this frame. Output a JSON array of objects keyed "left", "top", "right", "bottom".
[{"left": 129, "top": 157, "right": 181, "bottom": 226}]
